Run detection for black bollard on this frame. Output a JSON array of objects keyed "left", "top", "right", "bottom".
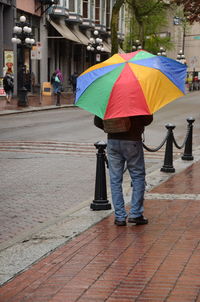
[
  {"left": 182, "top": 117, "right": 195, "bottom": 161},
  {"left": 90, "top": 141, "right": 111, "bottom": 210},
  {"left": 161, "top": 124, "right": 175, "bottom": 173}
]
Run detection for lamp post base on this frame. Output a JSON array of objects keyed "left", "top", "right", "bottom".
[{"left": 18, "top": 87, "right": 28, "bottom": 107}]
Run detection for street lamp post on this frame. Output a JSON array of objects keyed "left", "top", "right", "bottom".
[
  {"left": 11, "top": 16, "right": 35, "bottom": 107},
  {"left": 87, "top": 30, "right": 104, "bottom": 64},
  {"left": 132, "top": 40, "right": 142, "bottom": 51},
  {"left": 157, "top": 47, "right": 166, "bottom": 56}
]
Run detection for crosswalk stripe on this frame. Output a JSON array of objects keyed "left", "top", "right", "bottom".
[{"left": 0, "top": 141, "right": 182, "bottom": 158}]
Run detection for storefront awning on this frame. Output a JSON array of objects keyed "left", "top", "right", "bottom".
[
  {"left": 48, "top": 19, "right": 81, "bottom": 43},
  {"left": 118, "top": 47, "right": 125, "bottom": 54},
  {"left": 70, "top": 25, "right": 89, "bottom": 46},
  {"left": 103, "top": 41, "right": 111, "bottom": 53}
]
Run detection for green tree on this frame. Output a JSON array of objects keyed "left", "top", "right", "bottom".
[
  {"left": 111, "top": 0, "right": 125, "bottom": 54},
  {"left": 124, "top": 0, "right": 172, "bottom": 53},
  {"left": 111, "top": 0, "right": 171, "bottom": 54}
]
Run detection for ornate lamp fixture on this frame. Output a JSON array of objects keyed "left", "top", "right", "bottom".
[
  {"left": 177, "top": 50, "right": 186, "bottom": 64},
  {"left": 87, "top": 30, "right": 105, "bottom": 62},
  {"left": 157, "top": 47, "right": 167, "bottom": 56},
  {"left": 132, "top": 40, "right": 142, "bottom": 51},
  {"left": 11, "top": 16, "right": 35, "bottom": 106}
]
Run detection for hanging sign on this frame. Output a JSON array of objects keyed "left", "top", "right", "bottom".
[
  {"left": 31, "top": 46, "right": 37, "bottom": 59},
  {"left": 4, "top": 50, "right": 14, "bottom": 74},
  {"left": 36, "top": 42, "right": 42, "bottom": 60},
  {"left": 31, "top": 43, "right": 42, "bottom": 60},
  {"left": 96, "top": 54, "right": 101, "bottom": 62},
  {"left": 0, "top": 77, "right": 6, "bottom": 97}
]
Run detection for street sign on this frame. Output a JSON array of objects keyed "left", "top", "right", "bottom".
[
  {"left": 36, "top": 46, "right": 42, "bottom": 60},
  {"left": 31, "top": 47, "right": 37, "bottom": 60},
  {"left": 96, "top": 54, "right": 100, "bottom": 62},
  {"left": 31, "top": 43, "right": 42, "bottom": 60},
  {"left": 0, "top": 77, "right": 6, "bottom": 97},
  {"left": 190, "top": 56, "right": 198, "bottom": 69}
]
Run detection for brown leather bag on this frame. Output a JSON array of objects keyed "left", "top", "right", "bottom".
[{"left": 103, "top": 117, "right": 131, "bottom": 133}]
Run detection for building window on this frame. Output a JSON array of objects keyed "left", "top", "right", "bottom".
[
  {"left": 83, "top": 0, "right": 88, "bottom": 18},
  {"left": 69, "top": 0, "right": 75, "bottom": 11},
  {"left": 95, "top": 0, "right": 100, "bottom": 24},
  {"left": 90, "top": 0, "right": 95, "bottom": 20},
  {"left": 77, "top": 0, "right": 81, "bottom": 14},
  {"left": 106, "top": 0, "right": 110, "bottom": 29},
  {"left": 119, "top": 4, "right": 125, "bottom": 33},
  {"left": 101, "top": 0, "right": 105, "bottom": 25}
]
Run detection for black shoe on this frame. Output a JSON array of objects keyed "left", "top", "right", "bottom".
[
  {"left": 56, "top": 103, "right": 61, "bottom": 106},
  {"left": 128, "top": 215, "right": 148, "bottom": 225},
  {"left": 114, "top": 219, "right": 126, "bottom": 226}
]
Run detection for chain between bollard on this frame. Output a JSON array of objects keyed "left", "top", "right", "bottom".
[
  {"left": 143, "top": 132, "right": 169, "bottom": 152},
  {"left": 142, "top": 117, "right": 195, "bottom": 173},
  {"left": 173, "top": 128, "right": 189, "bottom": 149},
  {"left": 91, "top": 118, "right": 195, "bottom": 209}
]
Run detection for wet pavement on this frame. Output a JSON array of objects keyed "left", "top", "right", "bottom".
[
  {"left": 0, "top": 92, "right": 200, "bottom": 301},
  {"left": 151, "top": 161, "right": 200, "bottom": 195},
  {"left": 0, "top": 158, "right": 200, "bottom": 301}
]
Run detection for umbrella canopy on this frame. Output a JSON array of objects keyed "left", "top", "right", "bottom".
[{"left": 75, "top": 50, "right": 187, "bottom": 119}]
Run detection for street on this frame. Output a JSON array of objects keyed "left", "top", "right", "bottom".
[{"left": 0, "top": 91, "right": 200, "bottom": 249}]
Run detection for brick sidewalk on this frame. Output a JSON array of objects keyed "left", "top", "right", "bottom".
[{"left": 0, "top": 162, "right": 200, "bottom": 302}]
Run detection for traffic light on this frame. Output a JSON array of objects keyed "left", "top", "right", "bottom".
[{"left": 40, "top": 0, "right": 59, "bottom": 5}]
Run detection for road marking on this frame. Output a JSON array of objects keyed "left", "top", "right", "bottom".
[
  {"left": 0, "top": 141, "right": 96, "bottom": 156},
  {"left": 0, "top": 141, "right": 181, "bottom": 159}
]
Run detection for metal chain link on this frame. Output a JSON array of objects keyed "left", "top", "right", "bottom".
[
  {"left": 143, "top": 131, "right": 170, "bottom": 152},
  {"left": 173, "top": 127, "right": 190, "bottom": 149}
]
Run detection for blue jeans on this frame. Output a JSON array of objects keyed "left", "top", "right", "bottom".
[
  {"left": 107, "top": 139, "right": 145, "bottom": 221},
  {"left": 53, "top": 82, "right": 61, "bottom": 94}
]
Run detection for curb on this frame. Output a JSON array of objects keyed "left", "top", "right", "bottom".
[{"left": 0, "top": 104, "right": 75, "bottom": 116}]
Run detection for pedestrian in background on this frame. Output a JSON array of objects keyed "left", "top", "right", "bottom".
[
  {"left": 51, "top": 69, "right": 63, "bottom": 106},
  {"left": 3, "top": 72, "right": 14, "bottom": 104},
  {"left": 94, "top": 114, "right": 153, "bottom": 226},
  {"left": 69, "top": 72, "right": 78, "bottom": 94}
]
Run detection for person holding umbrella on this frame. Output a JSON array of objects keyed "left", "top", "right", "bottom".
[
  {"left": 75, "top": 50, "right": 187, "bottom": 226},
  {"left": 94, "top": 115, "right": 153, "bottom": 226}
]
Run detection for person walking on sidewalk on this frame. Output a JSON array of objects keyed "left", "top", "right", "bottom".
[
  {"left": 51, "top": 69, "right": 63, "bottom": 106},
  {"left": 94, "top": 115, "right": 153, "bottom": 226},
  {"left": 69, "top": 72, "right": 78, "bottom": 94},
  {"left": 3, "top": 72, "right": 14, "bottom": 104}
]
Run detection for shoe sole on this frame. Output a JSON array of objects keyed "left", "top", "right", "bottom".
[
  {"left": 114, "top": 221, "right": 126, "bottom": 226},
  {"left": 128, "top": 220, "right": 148, "bottom": 225}
]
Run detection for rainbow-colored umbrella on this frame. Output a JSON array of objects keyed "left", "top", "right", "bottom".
[{"left": 75, "top": 50, "right": 187, "bottom": 119}]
